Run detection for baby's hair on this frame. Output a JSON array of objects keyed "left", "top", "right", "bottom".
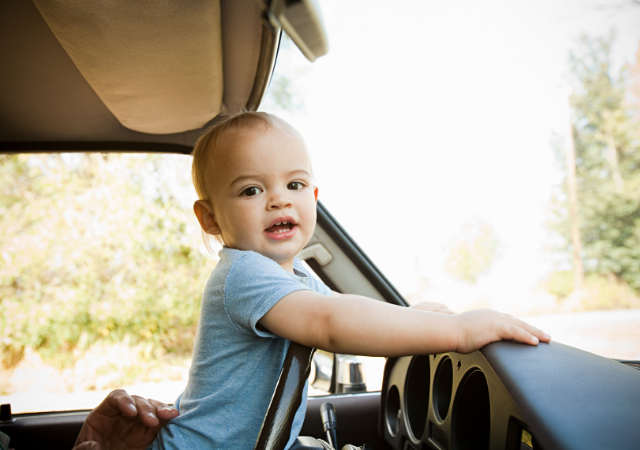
[
  {"left": 191, "top": 110, "right": 290, "bottom": 249},
  {"left": 192, "top": 111, "right": 287, "bottom": 201}
]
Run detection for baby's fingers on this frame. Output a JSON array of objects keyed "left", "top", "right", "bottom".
[
  {"left": 516, "top": 318, "right": 551, "bottom": 343},
  {"left": 500, "top": 324, "right": 539, "bottom": 346}
]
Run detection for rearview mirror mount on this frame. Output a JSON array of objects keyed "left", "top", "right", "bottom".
[{"left": 260, "top": 0, "right": 329, "bottom": 62}]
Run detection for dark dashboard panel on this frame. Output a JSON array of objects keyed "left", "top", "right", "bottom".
[
  {"left": 483, "top": 341, "right": 640, "bottom": 450},
  {"left": 379, "top": 341, "right": 640, "bottom": 450}
]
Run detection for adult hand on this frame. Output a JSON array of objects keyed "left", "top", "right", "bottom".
[
  {"left": 409, "top": 301, "right": 455, "bottom": 315},
  {"left": 454, "top": 309, "right": 551, "bottom": 354},
  {"left": 73, "top": 389, "right": 179, "bottom": 450}
]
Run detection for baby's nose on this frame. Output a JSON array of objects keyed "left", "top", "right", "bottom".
[{"left": 267, "top": 192, "right": 292, "bottom": 209}]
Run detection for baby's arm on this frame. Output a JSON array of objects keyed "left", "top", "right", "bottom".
[
  {"left": 260, "top": 291, "right": 550, "bottom": 356},
  {"left": 333, "top": 291, "right": 454, "bottom": 315}
]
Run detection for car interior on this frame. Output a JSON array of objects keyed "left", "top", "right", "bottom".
[{"left": 1, "top": 0, "right": 639, "bottom": 449}]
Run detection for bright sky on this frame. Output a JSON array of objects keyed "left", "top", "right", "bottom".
[{"left": 265, "top": 0, "right": 640, "bottom": 312}]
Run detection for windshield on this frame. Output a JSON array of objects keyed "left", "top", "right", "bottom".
[
  {"left": 1, "top": 0, "right": 639, "bottom": 415},
  {"left": 262, "top": 0, "right": 640, "bottom": 360}
]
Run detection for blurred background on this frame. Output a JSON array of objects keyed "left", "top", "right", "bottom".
[{"left": 2, "top": 0, "right": 640, "bottom": 412}]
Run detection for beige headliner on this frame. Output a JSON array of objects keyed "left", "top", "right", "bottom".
[
  {"left": 0, "top": 0, "right": 268, "bottom": 146},
  {"left": 32, "top": 0, "right": 223, "bottom": 135}
]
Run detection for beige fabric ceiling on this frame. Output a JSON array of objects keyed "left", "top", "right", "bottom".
[{"left": 31, "top": 0, "right": 223, "bottom": 135}]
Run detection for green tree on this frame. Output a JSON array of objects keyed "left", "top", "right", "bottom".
[
  {"left": 444, "top": 219, "right": 500, "bottom": 285},
  {"left": 0, "top": 153, "right": 213, "bottom": 369},
  {"left": 552, "top": 35, "right": 640, "bottom": 292}
]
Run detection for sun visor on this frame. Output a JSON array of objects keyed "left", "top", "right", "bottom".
[{"left": 31, "top": 0, "right": 223, "bottom": 134}]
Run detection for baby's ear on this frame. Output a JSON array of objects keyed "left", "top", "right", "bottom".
[{"left": 193, "top": 200, "right": 221, "bottom": 235}]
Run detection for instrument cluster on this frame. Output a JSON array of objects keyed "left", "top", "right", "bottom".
[{"left": 380, "top": 351, "right": 536, "bottom": 450}]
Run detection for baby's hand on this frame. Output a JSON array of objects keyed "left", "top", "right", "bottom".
[
  {"left": 453, "top": 309, "right": 551, "bottom": 354},
  {"left": 409, "top": 301, "right": 455, "bottom": 315}
]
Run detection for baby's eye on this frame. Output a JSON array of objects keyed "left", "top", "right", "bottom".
[
  {"left": 241, "top": 186, "right": 262, "bottom": 197},
  {"left": 288, "top": 181, "right": 306, "bottom": 190}
]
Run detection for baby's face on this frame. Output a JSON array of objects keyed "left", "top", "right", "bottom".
[{"left": 208, "top": 124, "right": 318, "bottom": 270}]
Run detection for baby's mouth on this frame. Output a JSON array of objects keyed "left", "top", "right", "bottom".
[{"left": 265, "top": 220, "right": 295, "bottom": 234}]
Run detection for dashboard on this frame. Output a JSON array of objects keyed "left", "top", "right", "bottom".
[
  {"left": 380, "top": 351, "right": 533, "bottom": 450},
  {"left": 378, "top": 341, "right": 640, "bottom": 450}
]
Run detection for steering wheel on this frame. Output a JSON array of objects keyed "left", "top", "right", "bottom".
[{"left": 253, "top": 342, "right": 317, "bottom": 450}]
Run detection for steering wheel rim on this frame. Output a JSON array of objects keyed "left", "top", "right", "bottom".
[{"left": 253, "top": 342, "right": 316, "bottom": 450}]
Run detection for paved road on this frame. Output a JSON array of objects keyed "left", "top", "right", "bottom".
[{"left": 521, "top": 309, "right": 640, "bottom": 360}]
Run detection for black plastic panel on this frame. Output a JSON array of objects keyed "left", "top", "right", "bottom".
[
  {"left": 0, "top": 411, "right": 86, "bottom": 450},
  {"left": 303, "top": 393, "right": 391, "bottom": 450},
  {"left": 483, "top": 341, "right": 640, "bottom": 450}
]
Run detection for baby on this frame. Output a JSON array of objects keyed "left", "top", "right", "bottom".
[{"left": 152, "top": 111, "right": 550, "bottom": 449}]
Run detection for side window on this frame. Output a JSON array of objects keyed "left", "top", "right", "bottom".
[
  {"left": 0, "top": 153, "right": 210, "bottom": 413},
  {"left": 309, "top": 351, "right": 385, "bottom": 397},
  {"left": 309, "top": 350, "right": 386, "bottom": 397}
]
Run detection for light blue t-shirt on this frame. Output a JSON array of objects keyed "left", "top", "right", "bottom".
[{"left": 152, "top": 247, "right": 331, "bottom": 449}]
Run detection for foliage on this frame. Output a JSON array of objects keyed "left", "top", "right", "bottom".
[
  {"left": 0, "top": 153, "right": 214, "bottom": 369},
  {"left": 578, "top": 274, "right": 640, "bottom": 310},
  {"left": 545, "top": 270, "right": 640, "bottom": 310},
  {"left": 444, "top": 219, "right": 500, "bottom": 284},
  {"left": 545, "top": 270, "right": 574, "bottom": 299},
  {"left": 267, "top": 75, "right": 297, "bottom": 112},
  {"left": 551, "top": 35, "right": 640, "bottom": 293}
]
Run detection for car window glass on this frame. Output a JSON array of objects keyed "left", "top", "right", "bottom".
[
  {"left": 308, "top": 351, "right": 385, "bottom": 397},
  {"left": 0, "top": 153, "right": 212, "bottom": 413},
  {"left": 264, "top": 0, "right": 640, "bottom": 362}
]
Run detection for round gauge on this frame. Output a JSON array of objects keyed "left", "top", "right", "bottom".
[
  {"left": 404, "top": 355, "right": 430, "bottom": 441},
  {"left": 452, "top": 369, "right": 490, "bottom": 450},
  {"left": 433, "top": 356, "right": 454, "bottom": 421},
  {"left": 386, "top": 384, "right": 401, "bottom": 436}
]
